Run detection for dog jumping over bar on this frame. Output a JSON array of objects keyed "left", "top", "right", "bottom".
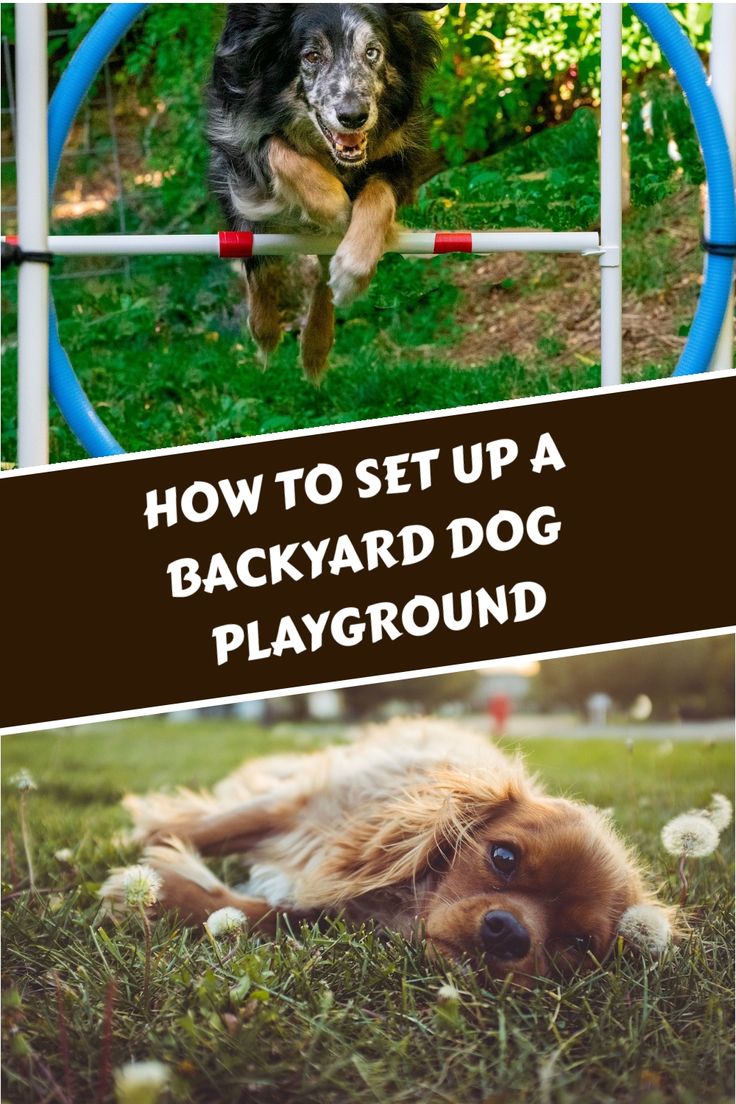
[{"left": 206, "top": 4, "right": 443, "bottom": 380}]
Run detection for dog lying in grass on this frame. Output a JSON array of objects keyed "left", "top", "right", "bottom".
[
  {"left": 102, "top": 720, "right": 673, "bottom": 981},
  {"left": 206, "top": 4, "right": 442, "bottom": 380}
]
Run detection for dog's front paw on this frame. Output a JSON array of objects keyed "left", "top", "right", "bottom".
[{"left": 328, "top": 243, "right": 376, "bottom": 307}]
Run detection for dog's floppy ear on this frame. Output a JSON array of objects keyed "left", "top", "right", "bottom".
[
  {"left": 382, "top": 3, "right": 443, "bottom": 81},
  {"left": 216, "top": 4, "right": 294, "bottom": 71},
  {"left": 298, "top": 765, "right": 528, "bottom": 907}
]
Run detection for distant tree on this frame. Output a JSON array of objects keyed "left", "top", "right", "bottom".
[
  {"left": 342, "top": 671, "right": 480, "bottom": 719},
  {"left": 532, "top": 638, "right": 734, "bottom": 720}
]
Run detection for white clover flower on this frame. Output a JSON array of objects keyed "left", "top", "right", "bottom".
[
  {"left": 204, "top": 906, "right": 247, "bottom": 939},
  {"left": 705, "top": 793, "right": 733, "bottom": 834},
  {"left": 114, "top": 1059, "right": 169, "bottom": 1104},
  {"left": 661, "top": 813, "right": 719, "bottom": 858},
  {"left": 618, "top": 904, "right": 671, "bottom": 955},
  {"left": 436, "top": 983, "right": 461, "bottom": 1003},
  {"left": 55, "top": 848, "right": 74, "bottom": 864},
  {"left": 11, "top": 769, "right": 37, "bottom": 792},
  {"left": 120, "top": 864, "right": 162, "bottom": 909}
]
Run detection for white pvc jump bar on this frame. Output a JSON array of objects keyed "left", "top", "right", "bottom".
[{"left": 4, "top": 230, "right": 602, "bottom": 258}]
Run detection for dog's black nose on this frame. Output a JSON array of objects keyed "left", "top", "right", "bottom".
[
  {"left": 481, "top": 910, "right": 531, "bottom": 960},
  {"left": 337, "top": 108, "right": 369, "bottom": 130}
]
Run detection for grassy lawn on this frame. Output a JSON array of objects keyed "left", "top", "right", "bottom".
[
  {"left": 2, "top": 720, "right": 733, "bottom": 1103},
  {"left": 1, "top": 90, "right": 706, "bottom": 466}
]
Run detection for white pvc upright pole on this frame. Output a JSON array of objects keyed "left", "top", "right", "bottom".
[
  {"left": 708, "top": 3, "right": 736, "bottom": 373},
  {"left": 599, "top": 3, "right": 623, "bottom": 387},
  {"left": 16, "top": 3, "right": 49, "bottom": 468}
]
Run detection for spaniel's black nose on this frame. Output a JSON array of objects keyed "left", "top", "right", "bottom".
[{"left": 481, "top": 910, "right": 531, "bottom": 960}]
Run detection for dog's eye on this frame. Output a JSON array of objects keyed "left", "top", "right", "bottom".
[
  {"left": 489, "top": 843, "right": 517, "bottom": 876},
  {"left": 302, "top": 51, "right": 321, "bottom": 66},
  {"left": 569, "top": 935, "right": 592, "bottom": 953},
  {"left": 365, "top": 46, "right": 381, "bottom": 63}
]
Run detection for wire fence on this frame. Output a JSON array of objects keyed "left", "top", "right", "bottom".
[{"left": 1, "top": 28, "right": 131, "bottom": 281}]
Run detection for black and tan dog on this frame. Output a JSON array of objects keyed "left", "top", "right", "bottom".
[{"left": 206, "top": 4, "right": 442, "bottom": 379}]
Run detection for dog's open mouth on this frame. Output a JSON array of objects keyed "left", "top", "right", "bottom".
[{"left": 316, "top": 116, "right": 368, "bottom": 165}]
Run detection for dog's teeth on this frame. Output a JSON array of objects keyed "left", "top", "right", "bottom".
[{"left": 334, "top": 132, "right": 367, "bottom": 154}]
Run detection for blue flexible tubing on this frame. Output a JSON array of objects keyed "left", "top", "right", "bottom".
[
  {"left": 47, "top": 3, "right": 734, "bottom": 456},
  {"left": 48, "top": 3, "right": 146, "bottom": 456},
  {"left": 630, "top": 4, "right": 735, "bottom": 376}
]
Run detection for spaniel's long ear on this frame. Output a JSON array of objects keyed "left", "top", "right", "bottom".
[{"left": 302, "top": 765, "right": 529, "bottom": 907}]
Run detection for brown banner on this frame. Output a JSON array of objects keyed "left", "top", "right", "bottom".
[{"left": 2, "top": 377, "right": 734, "bottom": 730}]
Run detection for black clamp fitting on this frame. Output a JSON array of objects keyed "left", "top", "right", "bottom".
[
  {"left": 1, "top": 241, "right": 55, "bottom": 271},
  {"left": 700, "top": 235, "right": 736, "bottom": 259}
]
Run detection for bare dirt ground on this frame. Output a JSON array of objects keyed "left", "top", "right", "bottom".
[{"left": 450, "top": 187, "right": 705, "bottom": 373}]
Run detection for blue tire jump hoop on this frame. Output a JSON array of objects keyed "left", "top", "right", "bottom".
[{"left": 48, "top": 3, "right": 735, "bottom": 458}]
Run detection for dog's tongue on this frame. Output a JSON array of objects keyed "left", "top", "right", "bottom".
[{"left": 336, "top": 132, "right": 362, "bottom": 148}]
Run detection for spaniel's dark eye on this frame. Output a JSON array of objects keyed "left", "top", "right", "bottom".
[
  {"left": 489, "top": 843, "right": 517, "bottom": 876},
  {"left": 302, "top": 51, "right": 321, "bottom": 66},
  {"left": 570, "top": 935, "right": 592, "bottom": 953}
]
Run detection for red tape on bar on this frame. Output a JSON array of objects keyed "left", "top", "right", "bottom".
[
  {"left": 218, "top": 231, "right": 254, "bottom": 258},
  {"left": 434, "top": 232, "right": 473, "bottom": 254}
]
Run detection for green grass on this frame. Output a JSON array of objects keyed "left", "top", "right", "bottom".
[
  {"left": 1, "top": 92, "right": 704, "bottom": 466},
  {"left": 2, "top": 721, "right": 733, "bottom": 1103}
]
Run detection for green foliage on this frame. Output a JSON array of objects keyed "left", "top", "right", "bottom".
[
  {"left": 533, "top": 637, "right": 735, "bottom": 719},
  {"left": 428, "top": 3, "right": 711, "bottom": 165},
  {"left": 2, "top": 722, "right": 734, "bottom": 1103}
]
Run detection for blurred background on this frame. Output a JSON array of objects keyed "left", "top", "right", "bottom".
[
  {"left": 1, "top": 4, "right": 718, "bottom": 463},
  {"left": 166, "top": 634, "right": 735, "bottom": 740}
]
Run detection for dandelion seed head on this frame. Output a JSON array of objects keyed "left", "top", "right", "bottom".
[
  {"left": 618, "top": 904, "right": 671, "bottom": 955},
  {"left": 204, "top": 906, "right": 247, "bottom": 939},
  {"left": 120, "top": 864, "right": 162, "bottom": 909},
  {"left": 114, "top": 1059, "right": 169, "bottom": 1104},
  {"left": 661, "top": 813, "right": 719, "bottom": 857},
  {"left": 55, "top": 848, "right": 74, "bottom": 864},
  {"left": 705, "top": 793, "right": 733, "bottom": 833},
  {"left": 11, "top": 769, "right": 37, "bottom": 792},
  {"left": 436, "top": 983, "right": 461, "bottom": 1003}
]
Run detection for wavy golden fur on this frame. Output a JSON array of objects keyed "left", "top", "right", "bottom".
[{"left": 101, "top": 719, "right": 673, "bottom": 980}]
